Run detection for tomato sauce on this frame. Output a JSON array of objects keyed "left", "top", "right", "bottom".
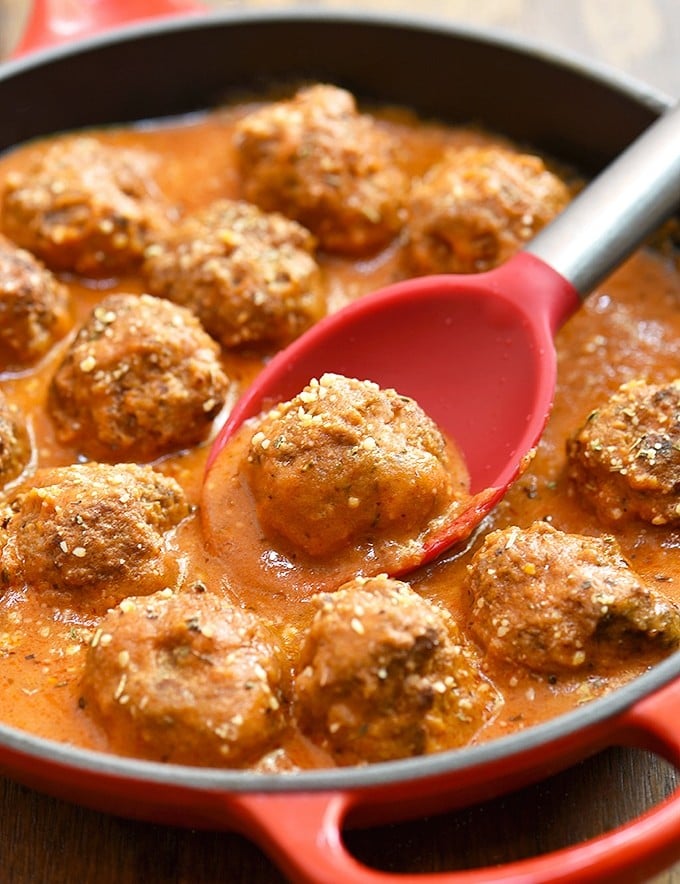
[{"left": 0, "top": 102, "right": 678, "bottom": 766}]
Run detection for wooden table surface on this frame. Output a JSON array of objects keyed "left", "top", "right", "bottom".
[{"left": 1, "top": 1, "right": 679, "bottom": 882}]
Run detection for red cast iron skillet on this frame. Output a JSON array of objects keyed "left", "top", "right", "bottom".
[{"left": 2, "top": 3, "right": 680, "bottom": 882}]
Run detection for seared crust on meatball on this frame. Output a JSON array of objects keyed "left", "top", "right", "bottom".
[
  {"left": 82, "top": 587, "right": 287, "bottom": 767},
  {"left": 0, "top": 391, "right": 30, "bottom": 488},
  {"left": 0, "top": 462, "right": 189, "bottom": 604},
  {"left": 403, "top": 146, "right": 570, "bottom": 275},
  {"left": 235, "top": 84, "right": 408, "bottom": 255},
  {"left": 567, "top": 379, "right": 680, "bottom": 526},
  {"left": 48, "top": 293, "right": 229, "bottom": 461},
  {"left": 0, "top": 234, "right": 70, "bottom": 369},
  {"left": 143, "top": 199, "right": 324, "bottom": 349},
  {"left": 245, "top": 373, "right": 458, "bottom": 557},
  {"left": 294, "top": 574, "right": 499, "bottom": 764},
  {"left": 467, "top": 521, "right": 680, "bottom": 674},
  {"left": 1, "top": 137, "right": 172, "bottom": 277}
]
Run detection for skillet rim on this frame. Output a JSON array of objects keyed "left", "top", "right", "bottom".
[{"left": 0, "top": 645, "right": 680, "bottom": 793}]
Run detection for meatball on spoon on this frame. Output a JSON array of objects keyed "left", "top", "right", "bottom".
[{"left": 206, "top": 102, "right": 680, "bottom": 568}]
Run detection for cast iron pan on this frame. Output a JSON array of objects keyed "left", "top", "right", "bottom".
[{"left": 1, "top": 3, "right": 680, "bottom": 882}]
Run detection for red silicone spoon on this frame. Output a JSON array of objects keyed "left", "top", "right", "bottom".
[{"left": 205, "top": 102, "right": 680, "bottom": 568}]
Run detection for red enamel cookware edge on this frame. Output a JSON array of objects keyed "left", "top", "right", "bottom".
[{"left": 2, "top": 2, "right": 680, "bottom": 881}]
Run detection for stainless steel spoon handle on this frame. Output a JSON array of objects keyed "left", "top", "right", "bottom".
[{"left": 525, "top": 101, "right": 680, "bottom": 297}]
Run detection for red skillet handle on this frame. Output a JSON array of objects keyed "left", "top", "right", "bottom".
[
  {"left": 230, "top": 681, "right": 680, "bottom": 883},
  {"left": 13, "top": 0, "right": 206, "bottom": 58}
]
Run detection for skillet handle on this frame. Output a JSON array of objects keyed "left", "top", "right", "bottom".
[
  {"left": 13, "top": 0, "right": 206, "bottom": 58},
  {"left": 231, "top": 682, "right": 680, "bottom": 884}
]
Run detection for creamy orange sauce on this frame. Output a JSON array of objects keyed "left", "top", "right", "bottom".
[{"left": 0, "top": 103, "right": 678, "bottom": 765}]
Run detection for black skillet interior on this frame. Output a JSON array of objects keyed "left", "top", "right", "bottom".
[{"left": 0, "top": 10, "right": 671, "bottom": 169}]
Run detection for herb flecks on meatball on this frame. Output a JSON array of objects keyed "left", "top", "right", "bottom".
[
  {"left": 0, "top": 234, "right": 71, "bottom": 370},
  {"left": 245, "top": 373, "right": 463, "bottom": 557},
  {"left": 235, "top": 84, "right": 408, "bottom": 256},
  {"left": 48, "top": 293, "right": 229, "bottom": 461},
  {"left": 82, "top": 587, "right": 287, "bottom": 767},
  {"left": 403, "top": 145, "right": 570, "bottom": 275},
  {"left": 0, "top": 391, "right": 30, "bottom": 488},
  {"left": 1, "top": 136, "right": 172, "bottom": 277},
  {"left": 0, "top": 462, "right": 190, "bottom": 607},
  {"left": 294, "top": 574, "right": 500, "bottom": 765},
  {"left": 567, "top": 379, "right": 680, "bottom": 526},
  {"left": 143, "top": 199, "right": 324, "bottom": 349},
  {"left": 467, "top": 521, "right": 680, "bottom": 674}
]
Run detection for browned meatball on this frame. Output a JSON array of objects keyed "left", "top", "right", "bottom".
[
  {"left": 467, "top": 521, "right": 680, "bottom": 674},
  {"left": 403, "top": 146, "right": 570, "bottom": 275},
  {"left": 0, "top": 462, "right": 189, "bottom": 605},
  {"left": 0, "top": 391, "right": 30, "bottom": 488},
  {"left": 245, "top": 373, "right": 461, "bottom": 557},
  {"left": 82, "top": 586, "right": 287, "bottom": 767},
  {"left": 48, "top": 293, "right": 229, "bottom": 461},
  {"left": 234, "top": 84, "right": 408, "bottom": 255},
  {"left": 1, "top": 137, "right": 172, "bottom": 277},
  {"left": 0, "top": 234, "right": 70, "bottom": 369},
  {"left": 294, "top": 574, "right": 499, "bottom": 765},
  {"left": 143, "top": 199, "right": 324, "bottom": 349},
  {"left": 566, "top": 379, "right": 680, "bottom": 526}
]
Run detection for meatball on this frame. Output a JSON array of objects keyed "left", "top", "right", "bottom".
[
  {"left": 467, "top": 521, "right": 680, "bottom": 673},
  {"left": 0, "top": 462, "right": 189, "bottom": 605},
  {"left": 403, "top": 145, "right": 570, "bottom": 275},
  {"left": 234, "top": 84, "right": 408, "bottom": 255},
  {"left": 48, "top": 293, "right": 229, "bottom": 461},
  {"left": 294, "top": 574, "right": 499, "bottom": 765},
  {"left": 566, "top": 379, "right": 680, "bottom": 526},
  {"left": 1, "top": 136, "right": 172, "bottom": 277},
  {"left": 0, "top": 234, "right": 70, "bottom": 369},
  {"left": 82, "top": 586, "right": 287, "bottom": 767},
  {"left": 143, "top": 199, "right": 324, "bottom": 349},
  {"left": 245, "top": 373, "right": 460, "bottom": 557},
  {"left": 0, "top": 391, "right": 30, "bottom": 488}
]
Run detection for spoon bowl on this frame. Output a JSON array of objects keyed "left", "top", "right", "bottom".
[{"left": 204, "top": 102, "right": 680, "bottom": 569}]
